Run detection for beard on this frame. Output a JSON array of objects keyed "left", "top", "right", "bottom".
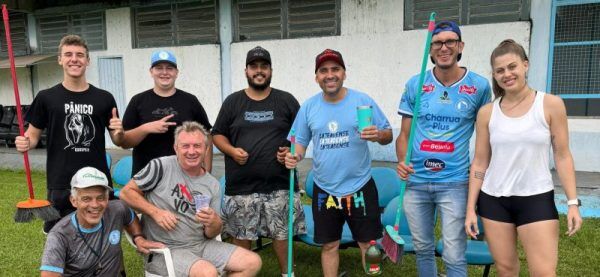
[{"left": 246, "top": 73, "right": 272, "bottom": 91}]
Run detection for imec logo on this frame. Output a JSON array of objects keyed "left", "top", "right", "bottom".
[
  {"left": 422, "top": 84, "right": 435, "bottom": 93},
  {"left": 459, "top": 85, "right": 477, "bottom": 95},
  {"left": 424, "top": 158, "right": 446, "bottom": 172}
]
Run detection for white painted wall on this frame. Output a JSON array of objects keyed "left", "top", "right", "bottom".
[
  {"left": 30, "top": 8, "right": 223, "bottom": 123},
  {"left": 0, "top": 0, "right": 597, "bottom": 171},
  {"left": 0, "top": 67, "right": 34, "bottom": 105},
  {"left": 230, "top": 0, "right": 530, "bottom": 164}
]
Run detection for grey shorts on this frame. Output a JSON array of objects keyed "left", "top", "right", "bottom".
[
  {"left": 222, "top": 190, "right": 306, "bottom": 240},
  {"left": 145, "top": 239, "right": 237, "bottom": 276}
]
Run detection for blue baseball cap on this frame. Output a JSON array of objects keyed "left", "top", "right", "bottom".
[
  {"left": 431, "top": 21, "right": 463, "bottom": 63},
  {"left": 432, "top": 21, "right": 462, "bottom": 41},
  {"left": 151, "top": 50, "right": 177, "bottom": 68}
]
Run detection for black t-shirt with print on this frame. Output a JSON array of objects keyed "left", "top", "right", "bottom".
[
  {"left": 27, "top": 83, "right": 115, "bottom": 190},
  {"left": 211, "top": 88, "right": 300, "bottom": 195},
  {"left": 122, "top": 89, "right": 212, "bottom": 175}
]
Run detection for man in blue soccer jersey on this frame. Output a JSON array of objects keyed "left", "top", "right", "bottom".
[
  {"left": 396, "top": 21, "right": 491, "bottom": 277},
  {"left": 285, "top": 49, "right": 393, "bottom": 277}
]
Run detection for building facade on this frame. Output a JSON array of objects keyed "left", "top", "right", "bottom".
[{"left": 0, "top": 0, "right": 598, "bottom": 171}]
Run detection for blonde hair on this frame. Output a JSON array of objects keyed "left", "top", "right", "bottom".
[{"left": 490, "top": 39, "right": 529, "bottom": 98}]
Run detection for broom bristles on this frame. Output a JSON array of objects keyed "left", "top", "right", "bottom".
[
  {"left": 14, "top": 206, "right": 60, "bottom": 223},
  {"left": 33, "top": 206, "right": 61, "bottom": 221},
  {"left": 14, "top": 208, "right": 34, "bottom": 222},
  {"left": 382, "top": 225, "right": 405, "bottom": 264}
]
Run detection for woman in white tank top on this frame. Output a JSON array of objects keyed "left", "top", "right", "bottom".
[{"left": 464, "top": 40, "right": 582, "bottom": 276}]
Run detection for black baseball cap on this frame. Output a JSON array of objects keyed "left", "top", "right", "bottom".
[{"left": 246, "top": 46, "right": 271, "bottom": 66}]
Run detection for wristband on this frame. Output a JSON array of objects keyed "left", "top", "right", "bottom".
[{"left": 567, "top": 199, "right": 581, "bottom": 207}]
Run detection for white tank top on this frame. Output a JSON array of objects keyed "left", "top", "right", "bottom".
[{"left": 481, "top": 91, "right": 554, "bottom": 197}]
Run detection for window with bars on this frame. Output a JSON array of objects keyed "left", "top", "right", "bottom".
[
  {"left": 548, "top": 1, "right": 600, "bottom": 116},
  {"left": 404, "top": 0, "right": 530, "bottom": 30},
  {"left": 233, "top": 0, "right": 340, "bottom": 42},
  {"left": 37, "top": 11, "right": 106, "bottom": 54},
  {"left": 132, "top": 0, "right": 218, "bottom": 48},
  {"left": 0, "top": 11, "right": 29, "bottom": 57}
]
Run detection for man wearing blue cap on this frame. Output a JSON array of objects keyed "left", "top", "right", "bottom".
[
  {"left": 396, "top": 21, "right": 491, "bottom": 276},
  {"left": 120, "top": 50, "right": 213, "bottom": 175}
]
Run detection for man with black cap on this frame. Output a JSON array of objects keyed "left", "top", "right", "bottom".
[
  {"left": 40, "top": 167, "right": 163, "bottom": 276},
  {"left": 120, "top": 49, "right": 213, "bottom": 176},
  {"left": 396, "top": 21, "right": 491, "bottom": 276},
  {"left": 285, "top": 49, "right": 392, "bottom": 277},
  {"left": 212, "top": 46, "right": 305, "bottom": 277}
]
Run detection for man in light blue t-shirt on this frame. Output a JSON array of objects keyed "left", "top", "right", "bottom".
[
  {"left": 396, "top": 21, "right": 491, "bottom": 277},
  {"left": 285, "top": 49, "right": 392, "bottom": 277}
]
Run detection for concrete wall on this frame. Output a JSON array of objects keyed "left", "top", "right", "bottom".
[
  {"left": 0, "top": 67, "right": 34, "bottom": 105},
  {"left": 0, "top": 0, "right": 598, "bottom": 171},
  {"left": 230, "top": 0, "right": 530, "bottom": 163},
  {"left": 18, "top": 8, "right": 223, "bottom": 122}
]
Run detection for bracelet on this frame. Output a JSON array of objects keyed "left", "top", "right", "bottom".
[{"left": 132, "top": 234, "right": 145, "bottom": 245}]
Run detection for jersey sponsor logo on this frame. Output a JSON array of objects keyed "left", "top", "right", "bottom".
[
  {"left": 420, "top": 140, "right": 455, "bottom": 153},
  {"left": 459, "top": 85, "right": 477, "bottom": 95},
  {"left": 439, "top": 91, "right": 451, "bottom": 104},
  {"left": 244, "top": 111, "right": 274, "bottom": 122},
  {"left": 455, "top": 99, "right": 470, "bottom": 112},
  {"left": 423, "top": 113, "right": 461, "bottom": 131},
  {"left": 422, "top": 83, "right": 435, "bottom": 93},
  {"left": 424, "top": 158, "right": 446, "bottom": 172},
  {"left": 109, "top": 230, "right": 121, "bottom": 245}
]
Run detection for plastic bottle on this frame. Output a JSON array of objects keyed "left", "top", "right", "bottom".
[{"left": 365, "top": 240, "right": 382, "bottom": 275}]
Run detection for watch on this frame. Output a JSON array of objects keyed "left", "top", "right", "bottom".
[{"left": 567, "top": 199, "right": 581, "bottom": 207}]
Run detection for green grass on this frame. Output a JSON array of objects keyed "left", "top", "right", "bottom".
[{"left": 1, "top": 169, "right": 599, "bottom": 276}]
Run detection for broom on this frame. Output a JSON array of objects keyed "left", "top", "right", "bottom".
[
  {"left": 287, "top": 129, "right": 296, "bottom": 276},
  {"left": 2, "top": 4, "right": 60, "bottom": 223},
  {"left": 382, "top": 12, "right": 436, "bottom": 264}
]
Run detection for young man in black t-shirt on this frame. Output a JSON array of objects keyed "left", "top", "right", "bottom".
[
  {"left": 212, "top": 46, "right": 306, "bottom": 277},
  {"left": 15, "top": 35, "right": 125, "bottom": 233},
  {"left": 120, "top": 50, "right": 213, "bottom": 176}
]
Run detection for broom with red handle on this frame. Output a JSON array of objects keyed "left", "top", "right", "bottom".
[{"left": 3, "top": 4, "right": 60, "bottom": 223}]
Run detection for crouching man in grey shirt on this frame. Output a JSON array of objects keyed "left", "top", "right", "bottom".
[{"left": 40, "top": 166, "right": 162, "bottom": 276}]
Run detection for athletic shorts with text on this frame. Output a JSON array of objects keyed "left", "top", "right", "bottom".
[{"left": 312, "top": 178, "right": 382, "bottom": 244}]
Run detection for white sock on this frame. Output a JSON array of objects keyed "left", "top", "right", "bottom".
[{"left": 282, "top": 273, "right": 294, "bottom": 277}]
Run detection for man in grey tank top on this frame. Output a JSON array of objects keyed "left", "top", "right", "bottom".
[
  {"left": 120, "top": 121, "right": 262, "bottom": 276},
  {"left": 40, "top": 167, "right": 162, "bottom": 276}
]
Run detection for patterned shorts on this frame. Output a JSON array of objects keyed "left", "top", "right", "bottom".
[{"left": 221, "top": 190, "right": 306, "bottom": 240}]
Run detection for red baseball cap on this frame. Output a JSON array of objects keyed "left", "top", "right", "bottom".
[{"left": 315, "top": 49, "right": 345, "bottom": 73}]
